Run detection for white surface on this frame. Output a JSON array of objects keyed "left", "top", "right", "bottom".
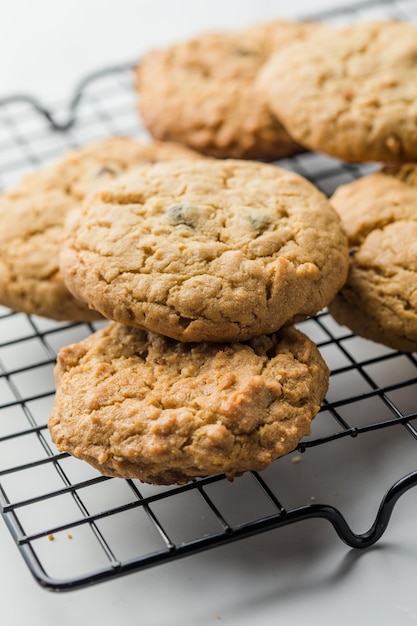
[
  {"left": 2, "top": 1, "right": 417, "bottom": 625},
  {"left": 2, "top": 501, "right": 417, "bottom": 626}
]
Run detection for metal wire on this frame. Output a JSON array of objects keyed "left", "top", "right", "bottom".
[{"left": 1, "top": 0, "right": 417, "bottom": 592}]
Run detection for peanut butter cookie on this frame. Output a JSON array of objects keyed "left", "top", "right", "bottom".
[
  {"left": 60, "top": 158, "right": 349, "bottom": 342},
  {"left": 136, "top": 20, "right": 318, "bottom": 159},
  {"left": 258, "top": 21, "right": 417, "bottom": 162},
  {"left": 0, "top": 137, "right": 201, "bottom": 321},
  {"left": 49, "top": 321, "right": 329, "bottom": 484},
  {"left": 328, "top": 164, "right": 417, "bottom": 351}
]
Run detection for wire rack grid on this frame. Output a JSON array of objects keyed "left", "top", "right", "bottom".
[{"left": 1, "top": 0, "right": 417, "bottom": 592}]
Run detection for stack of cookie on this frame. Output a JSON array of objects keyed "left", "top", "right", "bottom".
[
  {"left": 0, "top": 130, "right": 347, "bottom": 484},
  {"left": 48, "top": 156, "right": 347, "bottom": 484},
  {"left": 4, "top": 17, "right": 415, "bottom": 486}
]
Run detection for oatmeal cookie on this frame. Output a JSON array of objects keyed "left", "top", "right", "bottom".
[
  {"left": 60, "top": 158, "right": 349, "bottom": 342},
  {"left": 48, "top": 321, "right": 329, "bottom": 484},
  {"left": 136, "top": 20, "right": 318, "bottom": 159},
  {"left": 328, "top": 164, "right": 417, "bottom": 351},
  {"left": 0, "top": 137, "right": 201, "bottom": 321},
  {"left": 258, "top": 21, "right": 417, "bottom": 162}
]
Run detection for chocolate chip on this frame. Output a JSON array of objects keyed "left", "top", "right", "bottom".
[
  {"left": 95, "top": 165, "right": 118, "bottom": 178},
  {"left": 235, "top": 47, "right": 258, "bottom": 57},
  {"left": 166, "top": 203, "right": 197, "bottom": 228},
  {"left": 248, "top": 213, "right": 271, "bottom": 234}
]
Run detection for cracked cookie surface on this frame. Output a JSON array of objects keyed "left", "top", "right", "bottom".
[
  {"left": 0, "top": 136, "right": 201, "bottom": 321},
  {"left": 136, "top": 20, "right": 318, "bottom": 160},
  {"left": 257, "top": 21, "right": 417, "bottom": 162},
  {"left": 328, "top": 164, "right": 417, "bottom": 351},
  {"left": 48, "top": 321, "right": 329, "bottom": 484},
  {"left": 60, "top": 158, "right": 349, "bottom": 342}
]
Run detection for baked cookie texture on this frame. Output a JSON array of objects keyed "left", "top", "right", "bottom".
[
  {"left": 328, "top": 164, "right": 417, "bottom": 352},
  {"left": 258, "top": 20, "right": 417, "bottom": 163},
  {"left": 136, "top": 20, "right": 318, "bottom": 160},
  {"left": 0, "top": 137, "right": 201, "bottom": 321},
  {"left": 60, "top": 158, "right": 349, "bottom": 342},
  {"left": 48, "top": 321, "right": 329, "bottom": 484}
]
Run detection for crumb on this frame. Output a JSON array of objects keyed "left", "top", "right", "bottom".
[
  {"left": 67, "top": 533, "right": 73, "bottom": 539},
  {"left": 47, "top": 534, "right": 55, "bottom": 541},
  {"left": 310, "top": 496, "right": 316, "bottom": 501},
  {"left": 291, "top": 455, "right": 301, "bottom": 464}
]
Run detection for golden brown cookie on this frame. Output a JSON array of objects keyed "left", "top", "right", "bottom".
[
  {"left": 60, "top": 158, "right": 349, "bottom": 342},
  {"left": 48, "top": 321, "right": 329, "bottom": 484},
  {"left": 258, "top": 21, "right": 417, "bottom": 163},
  {"left": 0, "top": 137, "right": 202, "bottom": 321},
  {"left": 328, "top": 164, "right": 417, "bottom": 351},
  {"left": 136, "top": 20, "right": 318, "bottom": 160}
]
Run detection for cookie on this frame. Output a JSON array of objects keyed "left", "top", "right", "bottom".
[
  {"left": 136, "top": 20, "right": 318, "bottom": 160},
  {"left": 0, "top": 137, "right": 201, "bottom": 321},
  {"left": 328, "top": 164, "right": 417, "bottom": 352},
  {"left": 48, "top": 321, "right": 329, "bottom": 484},
  {"left": 258, "top": 21, "right": 417, "bottom": 163},
  {"left": 60, "top": 158, "right": 349, "bottom": 342}
]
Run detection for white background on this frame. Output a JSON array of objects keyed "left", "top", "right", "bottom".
[
  {"left": 0, "top": 0, "right": 368, "bottom": 103},
  {"left": 2, "top": 1, "right": 417, "bottom": 625}
]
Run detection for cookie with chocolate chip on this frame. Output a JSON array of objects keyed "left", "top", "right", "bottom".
[
  {"left": 49, "top": 321, "right": 329, "bottom": 484},
  {"left": 60, "top": 158, "right": 349, "bottom": 342},
  {"left": 136, "top": 20, "right": 318, "bottom": 159},
  {"left": 257, "top": 20, "right": 417, "bottom": 162},
  {"left": 328, "top": 164, "right": 417, "bottom": 352},
  {"left": 0, "top": 137, "right": 202, "bottom": 321}
]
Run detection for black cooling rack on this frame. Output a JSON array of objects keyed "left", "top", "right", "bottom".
[{"left": 1, "top": 0, "right": 417, "bottom": 593}]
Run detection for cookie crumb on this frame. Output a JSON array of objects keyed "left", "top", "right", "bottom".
[
  {"left": 47, "top": 534, "right": 55, "bottom": 541},
  {"left": 291, "top": 455, "right": 301, "bottom": 464},
  {"left": 67, "top": 533, "right": 73, "bottom": 540}
]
